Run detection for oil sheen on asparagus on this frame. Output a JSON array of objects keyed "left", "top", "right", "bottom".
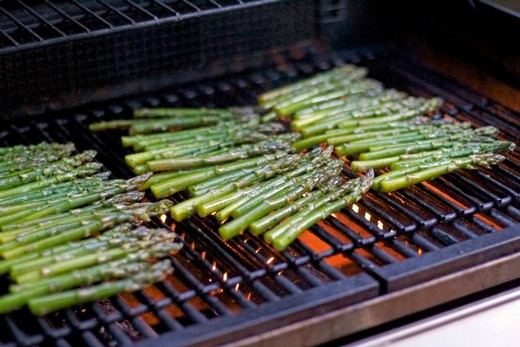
[
  {"left": 90, "top": 106, "right": 374, "bottom": 251},
  {"left": 89, "top": 63, "right": 514, "bottom": 251},
  {"left": 0, "top": 142, "right": 182, "bottom": 315}
]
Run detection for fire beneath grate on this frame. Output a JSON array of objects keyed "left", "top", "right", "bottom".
[{"left": 0, "top": 49, "right": 519, "bottom": 347}]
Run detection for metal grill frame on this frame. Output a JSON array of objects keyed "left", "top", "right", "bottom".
[{"left": 0, "top": 45, "right": 519, "bottom": 346}]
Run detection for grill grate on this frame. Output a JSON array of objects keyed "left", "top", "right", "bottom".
[{"left": 0, "top": 48, "right": 519, "bottom": 346}]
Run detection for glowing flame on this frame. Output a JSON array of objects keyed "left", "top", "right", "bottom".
[
  {"left": 255, "top": 248, "right": 261, "bottom": 254},
  {"left": 201, "top": 251, "right": 206, "bottom": 260},
  {"left": 352, "top": 204, "right": 359, "bottom": 213},
  {"left": 191, "top": 242, "right": 196, "bottom": 250},
  {"left": 377, "top": 221, "right": 384, "bottom": 230},
  {"left": 212, "top": 261, "right": 217, "bottom": 271},
  {"left": 266, "top": 257, "right": 275, "bottom": 265},
  {"left": 235, "top": 283, "right": 240, "bottom": 291},
  {"left": 247, "top": 292, "right": 252, "bottom": 301},
  {"left": 159, "top": 214, "right": 167, "bottom": 223},
  {"left": 223, "top": 272, "right": 228, "bottom": 282},
  {"left": 170, "top": 224, "right": 176, "bottom": 232},
  {"left": 418, "top": 248, "right": 423, "bottom": 255},
  {"left": 364, "top": 212, "right": 371, "bottom": 221}
]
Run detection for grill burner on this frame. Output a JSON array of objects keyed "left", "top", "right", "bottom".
[{"left": 0, "top": 49, "right": 519, "bottom": 347}]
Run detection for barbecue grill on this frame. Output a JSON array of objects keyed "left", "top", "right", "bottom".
[{"left": 0, "top": 1, "right": 519, "bottom": 346}]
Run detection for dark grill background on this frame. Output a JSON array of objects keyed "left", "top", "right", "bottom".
[
  {"left": 0, "top": 0, "right": 316, "bottom": 115},
  {"left": 0, "top": 46, "right": 519, "bottom": 346}
]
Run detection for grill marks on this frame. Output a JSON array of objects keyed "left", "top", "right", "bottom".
[{"left": 0, "top": 51, "right": 519, "bottom": 346}]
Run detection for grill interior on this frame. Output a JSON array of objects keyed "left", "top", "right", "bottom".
[{"left": 0, "top": 47, "right": 519, "bottom": 347}]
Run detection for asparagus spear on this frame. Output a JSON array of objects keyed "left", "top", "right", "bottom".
[
  {"left": 0, "top": 142, "right": 75, "bottom": 160},
  {"left": 170, "top": 153, "right": 302, "bottom": 221},
  {"left": 150, "top": 151, "right": 289, "bottom": 198},
  {"left": 0, "top": 200, "right": 172, "bottom": 259},
  {"left": 209, "top": 146, "right": 334, "bottom": 221},
  {"left": 13, "top": 229, "right": 177, "bottom": 284},
  {"left": 376, "top": 154, "right": 507, "bottom": 193},
  {"left": 27, "top": 260, "right": 174, "bottom": 316},
  {"left": 268, "top": 170, "right": 374, "bottom": 251},
  {"left": 264, "top": 170, "right": 372, "bottom": 243},
  {"left": 0, "top": 163, "right": 102, "bottom": 200},
  {"left": 258, "top": 65, "right": 367, "bottom": 105},
  {"left": 218, "top": 164, "right": 342, "bottom": 240},
  {"left": 147, "top": 134, "right": 299, "bottom": 172},
  {"left": 5, "top": 223, "right": 138, "bottom": 276},
  {"left": 0, "top": 260, "right": 151, "bottom": 314},
  {"left": 274, "top": 79, "right": 384, "bottom": 117}
]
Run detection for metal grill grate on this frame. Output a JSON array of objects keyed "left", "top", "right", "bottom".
[{"left": 0, "top": 48, "right": 519, "bottom": 347}]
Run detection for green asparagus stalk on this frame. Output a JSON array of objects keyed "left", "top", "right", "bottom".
[
  {"left": 211, "top": 146, "right": 335, "bottom": 221},
  {"left": 170, "top": 153, "right": 302, "bottom": 221},
  {"left": 150, "top": 151, "right": 288, "bottom": 198},
  {"left": 269, "top": 170, "right": 374, "bottom": 251},
  {"left": 376, "top": 154, "right": 507, "bottom": 193},
  {"left": 0, "top": 163, "right": 102, "bottom": 200},
  {"left": 13, "top": 230, "right": 177, "bottom": 284},
  {"left": 0, "top": 200, "right": 171, "bottom": 259},
  {"left": 134, "top": 107, "right": 230, "bottom": 118},
  {"left": 0, "top": 260, "right": 151, "bottom": 314},
  {"left": 0, "top": 142, "right": 75, "bottom": 161},
  {"left": 27, "top": 260, "right": 174, "bottom": 316},
  {"left": 0, "top": 190, "right": 144, "bottom": 234},
  {"left": 258, "top": 65, "right": 367, "bottom": 105},
  {"left": 274, "top": 79, "right": 384, "bottom": 117},
  {"left": 264, "top": 170, "right": 373, "bottom": 244},
  {"left": 218, "top": 165, "right": 341, "bottom": 240},
  {"left": 5, "top": 223, "right": 137, "bottom": 276},
  {"left": 147, "top": 135, "right": 299, "bottom": 172},
  {"left": 389, "top": 141, "right": 515, "bottom": 170}
]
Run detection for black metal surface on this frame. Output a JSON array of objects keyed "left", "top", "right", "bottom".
[
  {"left": 0, "top": 0, "right": 317, "bottom": 116},
  {"left": 0, "top": 48, "right": 519, "bottom": 346}
]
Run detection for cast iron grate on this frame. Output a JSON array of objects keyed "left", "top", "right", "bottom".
[{"left": 0, "top": 49, "right": 519, "bottom": 346}]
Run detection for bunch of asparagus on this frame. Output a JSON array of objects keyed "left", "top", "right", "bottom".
[
  {"left": 258, "top": 66, "right": 515, "bottom": 191},
  {"left": 90, "top": 111, "right": 374, "bottom": 250},
  {"left": 0, "top": 142, "right": 182, "bottom": 315}
]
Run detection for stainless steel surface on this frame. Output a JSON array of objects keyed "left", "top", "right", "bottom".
[{"left": 351, "top": 286, "right": 520, "bottom": 347}]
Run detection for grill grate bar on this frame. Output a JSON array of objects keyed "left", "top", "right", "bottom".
[
  {"left": 505, "top": 205, "right": 520, "bottom": 220},
  {"left": 70, "top": 0, "right": 114, "bottom": 29},
  {"left": 81, "top": 331, "right": 105, "bottom": 347},
  {"left": 446, "top": 173, "right": 500, "bottom": 209},
  {"left": 16, "top": 0, "right": 67, "bottom": 37},
  {"left": 124, "top": 0, "right": 158, "bottom": 20},
  {"left": 44, "top": 1, "right": 92, "bottom": 33},
  {"left": 474, "top": 168, "right": 520, "bottom": 201},
  {"left": 96, "top": 0, "right": 136, "bottom": 24},
  {"left": 360, "top": 194, "right": 418, "bottom": 233},
  {"left": 180, "top": 0, "right": 202, "bottom": 12},
  {"left": 450, "top": 220, "right": 481, "bottom": 239},
  {"left": 0, "top": 6, "right": 44, "bottom": 42},
  {"left": 488, "top": 208, "right": 519, "bottom": 228},
  {"left": 166, "top": 259, "right": 211, "bottom": 324},
  {"left": 311, "top": 223, "right": 357, "bottom": 252},
  {"left": 150, "top": 0, "right": 181, "bottom": 15},
  {"left": 105, "top": 321, "right": 134, "bottom": 346}
]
